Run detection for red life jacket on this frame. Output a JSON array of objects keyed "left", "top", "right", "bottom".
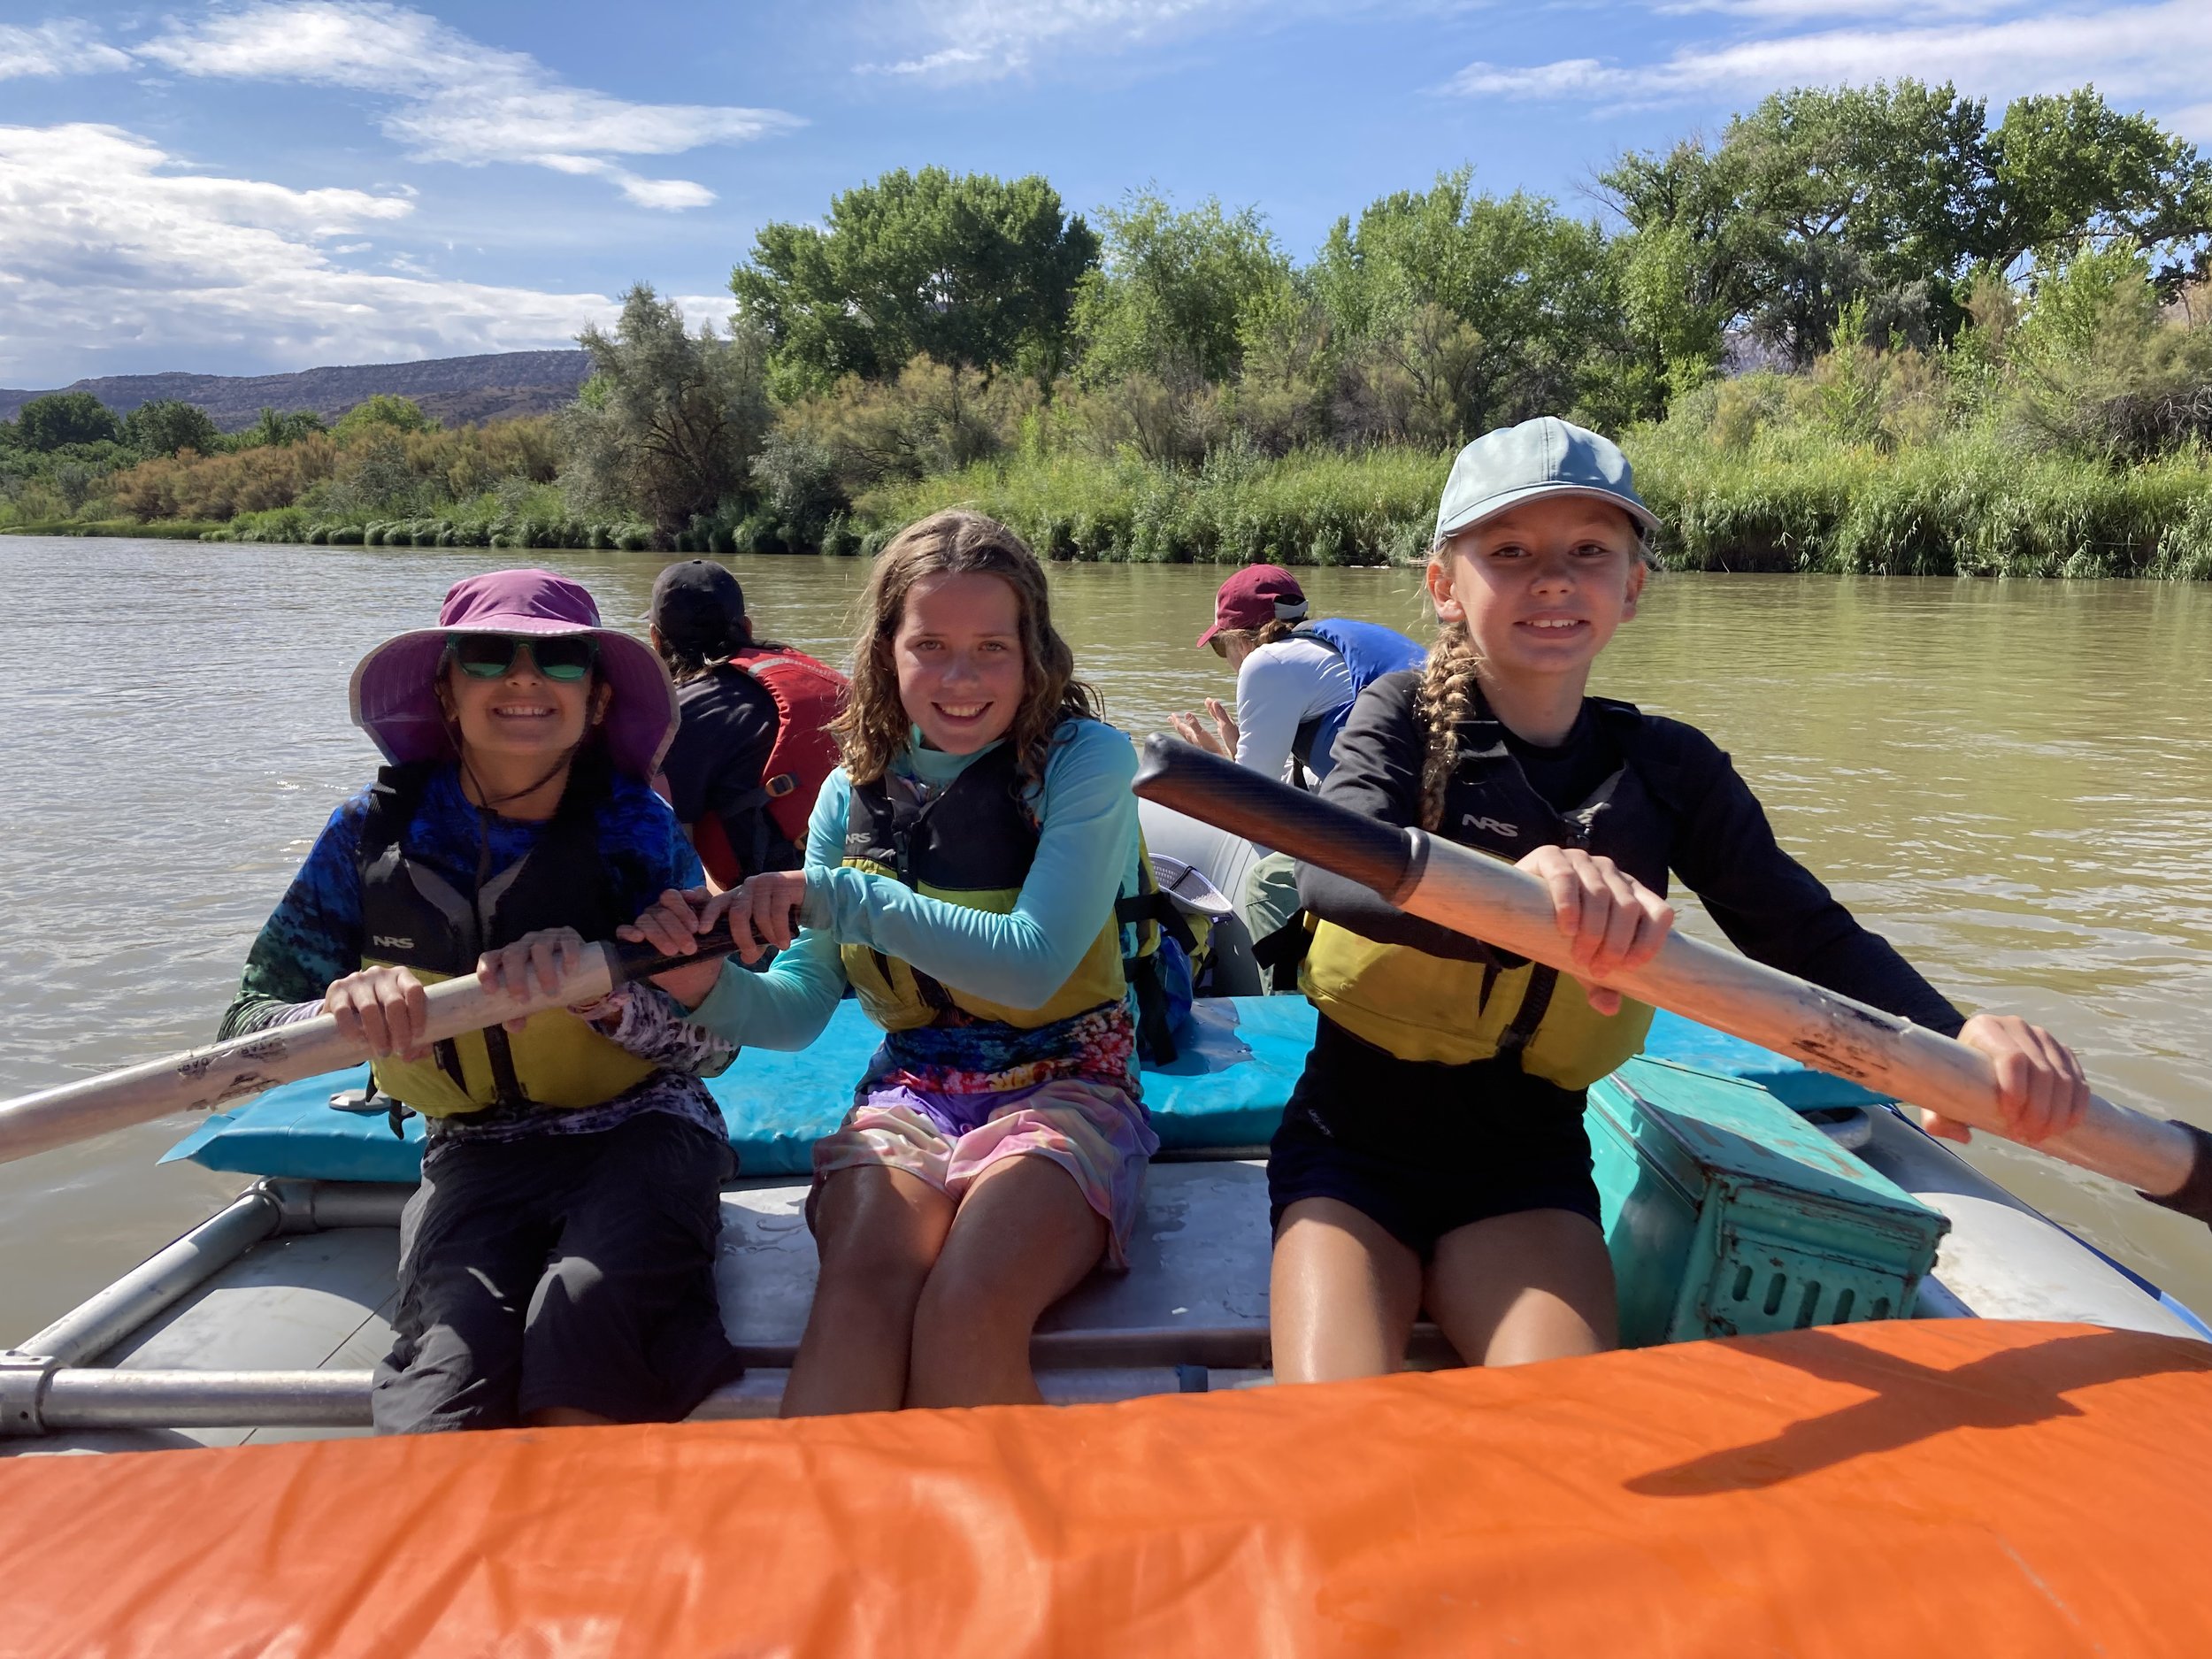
[{"left": 689, "top": 645, "right": 849, "bottom": 888}]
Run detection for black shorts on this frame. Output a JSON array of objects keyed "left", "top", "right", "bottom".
[
  {"left": 373, "top": 1110, "right": 743, "bottom": 1433},
  {"left": 1267, "top": 1015, "right": 1602, "bottom": 1258}
]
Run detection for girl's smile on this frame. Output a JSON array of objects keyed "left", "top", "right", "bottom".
[
  {"left": 1429, "top": 499, "right": 1645, "bottom": 680},
  {"left": 445, "top": 642, "right": 597, "bottom": 764},
  {"left": 892, "top": 571, "right": 1026, "bottom": 754}
]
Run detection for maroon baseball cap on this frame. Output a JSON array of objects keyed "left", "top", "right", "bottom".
[{"left": 1194, "top": 564, "right": 1309, "bottom": 649}]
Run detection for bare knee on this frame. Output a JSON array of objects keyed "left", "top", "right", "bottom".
[{"left": 910, "top": 1252, "right": 1039, "bottom": 1351}]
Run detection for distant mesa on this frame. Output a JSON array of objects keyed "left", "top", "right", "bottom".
[{"left": 0, "top": 350, "right": 593, "bottom": 432}]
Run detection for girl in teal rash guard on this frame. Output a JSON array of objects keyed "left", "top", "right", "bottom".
[{"left": 630, "top": 510, "right": 1155, "bottom": 1418}]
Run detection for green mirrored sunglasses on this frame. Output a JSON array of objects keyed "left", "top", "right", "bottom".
[{"left": 446, "top": 633, "right": 597, "bottom": 682}]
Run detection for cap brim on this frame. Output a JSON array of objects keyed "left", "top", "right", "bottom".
[
  {"left": 1435, "top": 482, "right": 1660, "bottom": 547},
  {"left": 1194, "top": 621, "right": 1225, "bottom": 649},
  {"left": 349, "top": 626, "right": 679, "bottom": 780}
]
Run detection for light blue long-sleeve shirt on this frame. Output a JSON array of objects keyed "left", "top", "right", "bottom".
[{"left": 689, "top": 718, "right": 1141, "bottom": 1052}]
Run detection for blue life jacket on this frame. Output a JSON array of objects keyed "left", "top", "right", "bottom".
[{"left": 1290, "top": 618, "right": 1428, "bottom": 782}]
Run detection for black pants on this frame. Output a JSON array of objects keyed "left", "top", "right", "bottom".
[{"left": 373, "top": 1111, "right": 741, "bottom": 1434}]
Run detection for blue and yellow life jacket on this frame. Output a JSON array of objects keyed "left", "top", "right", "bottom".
[
  {"left": 355, "top": 758, "right": 657, "bottom": 1117},
  {"left": 836, "top": 736, "right": 1194, "bottom": 1059},
  {"left": 1301, "top": 695, "right": 1669, "bottom": 1088}
]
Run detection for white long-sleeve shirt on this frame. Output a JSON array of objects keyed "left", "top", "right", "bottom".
[{"left": 1233, "top": 634, "right": 1356, "bottom": 784}]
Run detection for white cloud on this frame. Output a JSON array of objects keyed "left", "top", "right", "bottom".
[
  {"left": 0, "top": 19, "right": 132, "bottom": 78},
  {"left": 1444, "top": 1, "right": 2212, "bottom": 115},
  {"left": 1654, "top": 0, "right": 2014, "bottom": 18},
  {"left": 0, "top": 123, "right": 619, "bottom": 382},
  {"left": 863, "top": 0, "right": 1256, "bottom": 81},
  {"left": 135, "top": 2, "right": 797, "bottom": 209}
]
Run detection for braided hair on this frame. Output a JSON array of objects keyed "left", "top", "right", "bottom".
[{"left": 1415, "top": 617, "right": 1482, "bottom": 833}]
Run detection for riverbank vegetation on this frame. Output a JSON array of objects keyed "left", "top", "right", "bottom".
[{"left": 8, "top": 80, "right": 2212, "bottom": 576}]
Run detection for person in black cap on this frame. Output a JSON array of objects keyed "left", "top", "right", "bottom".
[{"left": 649, "top": 560, "right": 848, "bottom": 891}]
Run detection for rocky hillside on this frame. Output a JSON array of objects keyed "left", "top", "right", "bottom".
[{"left": 0, "top": 350, "right": 592, "bottom": 431}]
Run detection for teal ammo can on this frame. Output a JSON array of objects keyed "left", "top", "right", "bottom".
[{"left": 1586, "top": 1056, "right": 1949, "bottom": 1347}]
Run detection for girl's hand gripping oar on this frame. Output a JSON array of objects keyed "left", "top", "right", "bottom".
[
  {"left": 1133, "top": 735, "right": 2212, "bottom": 1228},
  {"left": 0, "top": 921, "right": 748, "bottom": 1168}
]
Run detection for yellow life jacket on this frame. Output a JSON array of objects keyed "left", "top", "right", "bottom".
[
  {"left": 1301, "top": 693, "right": 1668, "bottom": 1090},
  {"left": 356, "top": 760, "right": 657, "bottom": 1118},
  {"left": 835, "top": 734, "right": 1187, "bottom": 1048}
]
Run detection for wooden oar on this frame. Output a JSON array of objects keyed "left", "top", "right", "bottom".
[
  {"left": 1133, "top": 736, "right": 2212, "bottom": 1227},
  {"left": 0, "top": 925, "right": 746, "bottom": 1167}
]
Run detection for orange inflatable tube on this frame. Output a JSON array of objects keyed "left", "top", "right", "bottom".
[{"left": 3, "top": 1320, "right": 2208, "bottom": 1658}]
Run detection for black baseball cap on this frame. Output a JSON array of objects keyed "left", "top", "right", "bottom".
[{"left": 650, "top": 559, "right": 747, "bottom": 651}]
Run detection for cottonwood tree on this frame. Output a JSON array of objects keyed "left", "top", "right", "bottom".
[
  {"left": 119, "top": 400, "right": 221, "bottom": 459},
  {"left": 733, "top": 168, "right": 1098, "bottom": 393},
  {"left": 1073, "top": 190, "right": 1294, "bottom": 388},
  {"left": 17, "top": 392, "right": 119, "bottom": 451}
]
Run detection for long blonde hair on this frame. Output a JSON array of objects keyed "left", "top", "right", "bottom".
[
  {"left": 1415, "top": 613, "right": 1481, "bottom": 833},
  {"left": 831, "top": 508, "right": 1101, "bottom": 789}
]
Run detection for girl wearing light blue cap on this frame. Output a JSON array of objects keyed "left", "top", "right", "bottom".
[{"left": 1267, "top": 416, "right": 2095, "bottom": 1382}]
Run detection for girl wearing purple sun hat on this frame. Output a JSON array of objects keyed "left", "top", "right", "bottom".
[{"left": 219, "top": 568, "right": 742, "bottom": 1434}]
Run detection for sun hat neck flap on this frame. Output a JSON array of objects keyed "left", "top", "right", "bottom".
[
  {"left": 348, "top": 568, "right": 679, "bottom": 781},
  {"left": 1432, "top": 417, "right": 1659, "bottom": 549}
]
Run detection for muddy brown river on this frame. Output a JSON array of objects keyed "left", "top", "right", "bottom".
[{"left": 4, "top": 537, "right": 2208, "bottom": 1336}]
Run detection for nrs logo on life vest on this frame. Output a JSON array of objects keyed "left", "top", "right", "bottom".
[
  {"left": 371, "top": 935, "right": 414, "bottom": 950},
  {"left": 1463, "top": 816, "right": 1519, "bottom": 838}
]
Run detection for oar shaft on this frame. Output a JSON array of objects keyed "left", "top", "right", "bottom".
[
  {"left": 0, "top": 948, "right": 621, "bottom": 1167},
  {"left": 1133, "top": 737, "right": 2200, "bottom": 1202},
  {"left": 1392, "top": 832, "right": 2198, "bottom": 1195}
]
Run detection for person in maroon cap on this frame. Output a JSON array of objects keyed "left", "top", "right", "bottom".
[{"left": 1174, "top": 565, "right": 1424, "bottom": 987}]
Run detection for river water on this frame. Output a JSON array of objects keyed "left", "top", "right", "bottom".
[{"left": 4, "top": 537, "right": 2209, "bottom": 1340}]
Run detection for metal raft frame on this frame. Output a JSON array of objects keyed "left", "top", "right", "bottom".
[
  {"left": 9, "top": 1103, "right": 2201, "bottom": 1444},
  {"left": 1, "top": 1181, "right": 403, "bottom": 1437},
  {"left": 2, "top": 1161, "right": 1294, "bottom": 1441}
]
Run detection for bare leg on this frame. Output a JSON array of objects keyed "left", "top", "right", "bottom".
[
  {"left": 1268, "top": 1197, "right": 1424, "bottom": 1385},
  {"left": 906, "top": 1156, "right": 1109, "bottom": 1409},
  {"left": 781, "top": 1166, "right": 956, "bottom": 1417},
  {"left": 1424, "top": 1209, "right": 1617, "bottom": 1369}
]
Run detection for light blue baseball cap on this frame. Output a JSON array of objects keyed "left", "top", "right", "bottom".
[{"left": 1432, "top": 417, "right": 1659, "bottom": 549}]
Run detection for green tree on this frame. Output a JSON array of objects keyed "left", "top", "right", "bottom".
[
  {"left": 1603, "top": 81, "right": 1993, "bottom": 363},
  {"left": 1073, "top": 190, "right": 1293, "bottom": 386},
  {"left": 733, "top": 168, "right": 1099, "bottom": 392},
  {"left": 1312, "top": 172, "right": 1618, "bottom": 433},
  {"left": 562, "top": 283, "right": 773, "bottom": 543},
  {"left": 333, "top": 395, "right": 434, "bottom": 442},
  {"left": 120, "top": 399, "right": 221, "bottom": 458},
  {"left": 231, "top": 407, "right": 328, "bottom": 449},
  {"left": 1986, "top": 87, "right": 2212, "bottom": 279},
  {"left": 18, "top": 391, "right": 120, "bottom": 451}
]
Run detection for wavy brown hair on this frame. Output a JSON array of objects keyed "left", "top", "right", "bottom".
[{"left": 830, "top": 508, "right": 1101, "bottom": 789}]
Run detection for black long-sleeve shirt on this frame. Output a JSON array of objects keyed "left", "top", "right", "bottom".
[{"left": 1296, "top": 673, "right": 1966, "bottom": 1036}]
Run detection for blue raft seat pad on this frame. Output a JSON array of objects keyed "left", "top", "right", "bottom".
[{"left": 161, "top": 1000, "right": 1888, "bottom": 1185}]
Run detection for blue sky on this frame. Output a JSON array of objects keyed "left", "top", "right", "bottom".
[{"left": 2, "top": 0, "right": 2205, "bottom": 386}]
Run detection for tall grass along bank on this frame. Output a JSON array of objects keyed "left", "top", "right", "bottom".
[{"left": 850, "top": 439, "right": 2212, "bottom": 578}]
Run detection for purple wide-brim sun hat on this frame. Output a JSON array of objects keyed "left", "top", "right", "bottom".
[{"left": 349, "top": 568, "right": 679, "bottom": 780}]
